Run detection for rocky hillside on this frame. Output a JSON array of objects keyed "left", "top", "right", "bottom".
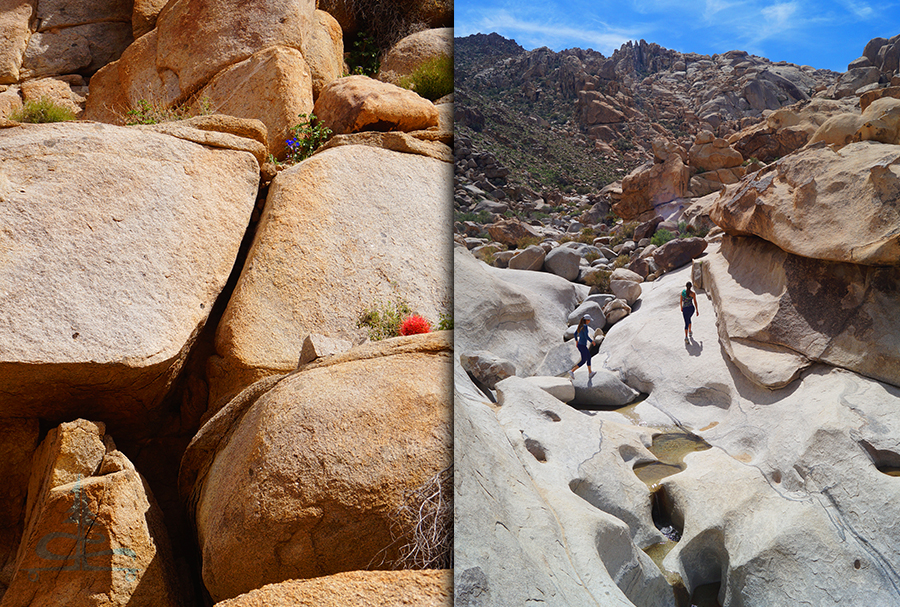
[
  {"left": 454, "top": 32, "right": 900, "bottom": 237},
  {"left": 0, "top": 1, "right": 452, "bottom": 605},
  {"left": 454, "top": 32, "right": 900, "bottom": 607}
]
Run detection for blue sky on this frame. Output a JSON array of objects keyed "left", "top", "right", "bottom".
[{"left": 454, "top": 0, "right": 900, "bottom": 72}]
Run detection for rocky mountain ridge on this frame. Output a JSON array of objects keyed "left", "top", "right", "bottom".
[{"left": 454, "top": 32, "right": 899, "bottom": 201}]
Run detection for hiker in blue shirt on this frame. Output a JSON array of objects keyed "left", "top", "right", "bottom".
[
  {"left": 681, "top": 281, "right": 699, "bottom": 342},
  {"left": 569, "top": 314, "right": 594, "bottom": 377}
]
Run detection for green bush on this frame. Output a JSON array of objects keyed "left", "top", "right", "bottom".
[
  {"left": 285, "top": 113, "right": 332, "bottom": 163},
  {"left": 651, "top": 228, "right": 676, "bottom": 247},
  {"left": 10, "top": 97, "right": 76, "bottom": 123},
  {"left": 454, "top": 210, "right": 491, "bottom": 224},
  {"left": 347, "top": 31, "right": 380, "bottom": 76},
  {"left": 613, "top": 254, "right": 631, "bottom": 269},
  {"left": 400, "top": 55, "right": 453, "bottom": 101},
  {"left": 357, "top": 299, "right": 414, "bottom": 341}
]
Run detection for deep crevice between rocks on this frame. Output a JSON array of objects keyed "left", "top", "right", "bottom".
[{"left": 114, "top": 175, "right": 269, "bottom": 607}]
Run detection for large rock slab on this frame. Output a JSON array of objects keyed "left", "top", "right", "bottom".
[
  {"left": 211, "top": 145, "right": 451, "bottom": 407},
  {"left": 214, "top": 570, "right": 452, "bottom": 606},
  {"left": 189, "top": 334, "right": 451, "bottom": 602},
  {"left": 0, "top": 122, "right": 258, "bottom": 433},
  {"left": 662, "top": 440, "right": 900, "bottom": 606},
  {"left": 455, "top": 247, "right": 588, "bottom": 377},
  {"left": 455, "top": 367, "right": 674, "bottom": 607},
  {"left": 712, "top": 140, "right": 900, "bottom": 266},
  {"left": 2, "top": 420, "right": 182, "bottom": 606},
  {"left": 312, "top": 75, "right": 439, "bottom": 135},
  {"left": 702, "top": 235, "right": 900, "bottom": 389}
]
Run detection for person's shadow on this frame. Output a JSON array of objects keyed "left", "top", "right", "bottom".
[{"left": 685, "top": 336, "right": 703, "bottom": 356}]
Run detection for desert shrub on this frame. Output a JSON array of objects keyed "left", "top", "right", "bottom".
[
  {"left": 10, "top": 97, "right": 76, "bottom": 123},
  {"left": 516, "top": 235, "right": 542, "bottom": 249},
  {"left": 614, "top": 137, "right": 635, "bottom": 151},
  {"left": 377, "top": 465, "right": 453, "bottom": 569},
  {"left": 125, "top": 97, "right": 211, "bottom": 125},
  {"left": 585, "top": 251, "right": 602, "bottom": 263},
  {"left": 399, "top": 55, "right": 453, "bottom": 101},
  {"left": 651, "top": 228, "right": 676, "bottom": 247},
  {"left": 609, "top": 221, "right": 639, "bottom": 247},
  {"left": 613, "top": 254, "right": 630, "bottom": 268},
  {"left": 357, "top": 299, "right": 414, "bottom": 341},
  {"left": 399, "top": 315, "right": 431, "bottom": 336},
  {"left": 584, "top": 268, "right": 612, "bottom": 292},
  {"left": 285, "top": 113, "right": 332, "bottom": 163}
]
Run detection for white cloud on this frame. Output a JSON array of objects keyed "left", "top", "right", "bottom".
[
  {"left": 837, "top": 0, "right": 875, "bottom": 18},
  {"left": 475, "top": 9, "right": 638, "bottom": 53}
]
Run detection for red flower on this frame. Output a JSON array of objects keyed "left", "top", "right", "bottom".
[{"left": 400, "top": 315, "right": 431, "bottom": 336}]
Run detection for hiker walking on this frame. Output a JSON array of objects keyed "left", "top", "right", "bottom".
[
  {"left": 569, "top": 314, "right": 594, "bottom": 377},
  {"left": 681, "top": 281, "right": 698, "bottom": 342}
]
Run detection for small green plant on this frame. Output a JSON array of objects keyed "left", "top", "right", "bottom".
[
  {"left": 285, "top": 113, "right": 332, "bottom": 163},
  {"left": 437, "top": 312, "right": 453, "bottom": 331},
  {"left": 10, "top": 97, "right": 76, "bottom": 123},
  {"left": 613, "top": 254, "right": 630, "bottom": 269},
  {"left": 357, "top": 299, "right": 414, "bottom": 341},
  {"left": 677, "top": 221, "right": 688, "bottom": 235},
  {"left": 347, "top": 31, "right": 380, "bottom": 76},
  {"left": 651, "top": 228, "right": 677, "bottom": 247},
  {"left": 399, "top": 55, "right": 453, "bottom": 101},
  {"left": 454, "top": 210, "right": 491, "bottom": 224}
]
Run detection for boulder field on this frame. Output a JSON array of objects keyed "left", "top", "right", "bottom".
[{"left": 0, "top": 0, "right": 453, "bottom": 603}]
